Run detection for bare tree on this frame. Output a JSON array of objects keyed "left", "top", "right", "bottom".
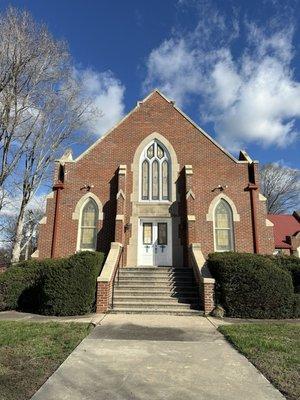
[
  {"left": 0, "top": 7, "right": 99, "bottom": 262},
  {"left": 0, "top": 205, "right": 44, "bottom": 263},
  {"left": 0, "top": 8, "right": 64, "bottom": 197},
  {"left": 260, "top": 163, "right": 300, "bottom": 214}
]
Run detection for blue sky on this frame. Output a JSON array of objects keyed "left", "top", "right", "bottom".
[{"left": 1, "top": 0, "right": 300, "bottom": 169}]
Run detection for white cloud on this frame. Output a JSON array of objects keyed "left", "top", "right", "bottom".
[
  {"left": 77, "top": 69, "right": 125, "bottom": 136},
  {"left": 144, "top": 39, "right": 200, "bottom": 107},
  {"left": 143, "top": 9, "right": 300, "bottom": 150},
  {"left": 1, "top": 192, "right": 46, "bottom": 218}
]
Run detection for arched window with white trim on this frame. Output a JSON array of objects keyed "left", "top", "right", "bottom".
[
  {"left": 140, "top": 140, "right": 170, "bottom": 201},
  {"left": 79, "top": 199, "right": 99, "bottom": 251},
  {"left": 214, "top": 199, "right": 234, "bottom": 252}
]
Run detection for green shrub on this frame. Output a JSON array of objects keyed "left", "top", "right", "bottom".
[
  {"left": 208, "top": 252, "right": 295, "bottom": 319},
  {"left": 270, "top": 256, "right": 300, "bottom": 293},
  {"left": 0, "top": 263, "right": 44, "bottom": 311},
  {"left": 0, "top": 251, "right": 104, "bottom": 316},
  {"left": 293, "top": 294, "right": 300, "bottom": 318},
  {"left": 41, "top": 251, "right": 104, "bottom": 316}
]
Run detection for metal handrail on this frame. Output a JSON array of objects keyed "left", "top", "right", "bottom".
[{"left": 111, "top": 246, "right": 124, "bottom": 309}]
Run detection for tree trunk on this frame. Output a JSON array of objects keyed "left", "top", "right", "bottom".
[{"left": 11, "top": 202, "right": 26, "bottom": 263}]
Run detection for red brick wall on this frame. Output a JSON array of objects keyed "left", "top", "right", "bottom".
[
  {"left": 37, "top": 91, "right": 274, "bottom": 261},
  {"left": 201, "top": 282, "right": 215, "bottom": 315}
]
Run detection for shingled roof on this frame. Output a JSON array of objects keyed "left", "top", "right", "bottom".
[{"left": 268, "top": 212, "right": 300, "bottom": 249}]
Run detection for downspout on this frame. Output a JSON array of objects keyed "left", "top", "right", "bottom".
[
  {"left": 51, "top": 180, "right": 64, "bottom": 258},
  {"left": 247, "top": 162, "right": 259, "bottom": 254}
]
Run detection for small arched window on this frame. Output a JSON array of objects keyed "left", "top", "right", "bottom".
[
  {"left": 214, "top": 199, "right": 234, "bottom": 252},
  {"left": 140, "top": 141, "right": 170, "bottom": 201},
  {"left": 79, "top": 199, "right": 98, "bottom": 251}
]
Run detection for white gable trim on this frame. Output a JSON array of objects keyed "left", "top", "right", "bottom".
[{"left": 74, "top": 89, "right": 252, "bottom": 165}]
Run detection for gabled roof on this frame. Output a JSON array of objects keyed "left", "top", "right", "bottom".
[
  {"left": 268, "top": 214, "right": 300, "bottom": 249},
  {"left": 73, "top": 89, "right": 253, "bottom": 164}
]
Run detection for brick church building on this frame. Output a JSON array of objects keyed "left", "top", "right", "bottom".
[{"left": 34, "top": 90, "right": 275, "bottom": 314}]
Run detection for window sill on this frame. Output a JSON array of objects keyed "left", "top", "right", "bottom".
[
  {"left": 214, "top": 249, "right": 235, "bottom": 253},
  {"left": 76, "top": 248, "right": 96, "bottom": 252},
  {"left": 138, "top": 200, "right": 172, "bottom": 205}
]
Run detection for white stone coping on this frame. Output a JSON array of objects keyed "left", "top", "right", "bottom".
[
  {"left": 39, "top": 216, "right": 47, "bottom": 225},
  {"left": 119, "top": 165, "right": 127, "bottom": 175},
  {"left": 186, "top": 189, "right": 195, "bottom": 200},
  {"left": 98, "top": 242, "right": 123, "bottom": 283},
  {"left": 116, "top": 189, "right": 125, "bottom": 199},
  {"left": 31, "top": 250, "right": 39, "bottom": 258},
  {"left": 190, "top": 243, "right": 215, "bottom": 283},
  {"left": 259, "top": 193, "right": 267, "bottom": 201},
  {"left": 46, "top": 192, "right": 54, "bottom": 199},
  {"left": 266, "top": 218, "right": 274, "bottom": 227},
  {"left": 185, "top": 165, "right": 193, "bottom": 175}
]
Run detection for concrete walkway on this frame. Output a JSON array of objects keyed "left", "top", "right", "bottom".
[
  {"left": 0, "top": 310, "right": 105, "bottom": 324},
  {"left": 31, "top": 314, "right": 285, "bottom": 400},
  {"left": 1, "top": 310, "right": 298, "bottom": 326}
]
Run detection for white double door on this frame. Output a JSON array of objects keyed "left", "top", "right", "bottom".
[{"left": 138, "top": 218, "right": 172, "bottom": 266}]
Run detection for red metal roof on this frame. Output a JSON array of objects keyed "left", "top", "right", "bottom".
[{"left": 268, "top": 214, "right": 300, "bottom": 249}]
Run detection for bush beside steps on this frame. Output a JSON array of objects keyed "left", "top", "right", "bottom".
[
  {"left": 0, "top": 251, "right": 104, "bottom": 316},
  {"left": 208, "top": 252, "right": 300, "bottom": 319}
]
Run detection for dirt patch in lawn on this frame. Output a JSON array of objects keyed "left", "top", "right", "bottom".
[{"left": 0, "top": 321, "right": 93, "bottom": 400}]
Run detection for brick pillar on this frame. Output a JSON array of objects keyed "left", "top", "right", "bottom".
[
  {"left": 96, "top": 242, "right": 123, "bottom": 313},
  {"left": 190, "top": 243, "right": 216, "bottom": 314},
  {"left": 96, "top": 280, "right": 113, "bottom": 313},
  {"left": 185, "top": 165, "right": 196, "bottom": 264},
  {"left": 201, "top": 281, "right": 215, "bottom": 315},
  {"left": 115, "top": 165, "right": 127, "bottom": 245}
]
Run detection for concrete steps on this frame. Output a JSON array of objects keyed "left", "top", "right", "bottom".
[
  {"left": 110, "top": 308, "right": 203, "bottom": 316},
  {"left": 111, "top": 267, "right": 202, "bottom": 315},
  {"left": 113, "top": 295, "right": 197, "bottom": 302}
]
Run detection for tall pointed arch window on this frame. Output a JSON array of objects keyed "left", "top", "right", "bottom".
[
  {"left": 79, "top": 199, "right": 99, "bottom": 251},
  {"left": 140, "top": 141, "right": 170, "bottom": 201},
  {"left": 214, "top": 199, "right": 234, "bottom": 252}
]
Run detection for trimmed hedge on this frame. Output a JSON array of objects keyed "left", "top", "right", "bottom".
[
  {"left": 270, "top": 255, "right": 300, "bottom": 293},
  {"left": 0, "top": 251, "right": 104, "bottom": 316},
  {"left": 293, "top": 294, "right": 300, "bottom": 318},
  {"left": 208, "top": 252, "right": 295, "bottom": 319},
  {"left": 0, "top": 262, "right": 43, "bottom": 312},
  {"left": 41, "top": 252, "right": 104, "bottom": 315}
]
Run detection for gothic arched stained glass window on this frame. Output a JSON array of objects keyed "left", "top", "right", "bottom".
[
  {"left": 214, "top": 199, "right": 234, "bottom": 251},
  {"left": 140, "top": 141, "right": 170, "bottom": 201},
  {"left": 79, "top": 199, "right": 98, "bottom": 251},
  {"left": 152, "top": 160, "right": 159, "bottom": 200},
  {"left": 162, "top": 160, "right": 169, "bottom": 200},
  {"left": 142, "top": 160, "right": 149, "bottom": 200}
]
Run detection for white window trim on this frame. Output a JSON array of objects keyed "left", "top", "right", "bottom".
[
  {"left": 139, "top": 140, "right": 171, "bottom": 203},
  {"left": 72, "top": 192, "right": 103, "bottom": 221},
  {"left": 213, "top": 200, "right": 235, "bottom": 252},
  {"left": 206, "top": 193, "right": 240, "bottom": 222},
  {"left": 76, "top": 198, "right": 100, "bottom": 252}
]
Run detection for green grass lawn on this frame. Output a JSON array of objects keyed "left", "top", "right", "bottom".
[
  {"left": 219, "top": 323, "right": 300, "bottom": 400},
  {"left": 0, "top": 321, "right": 93, "bottom": 400}
]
